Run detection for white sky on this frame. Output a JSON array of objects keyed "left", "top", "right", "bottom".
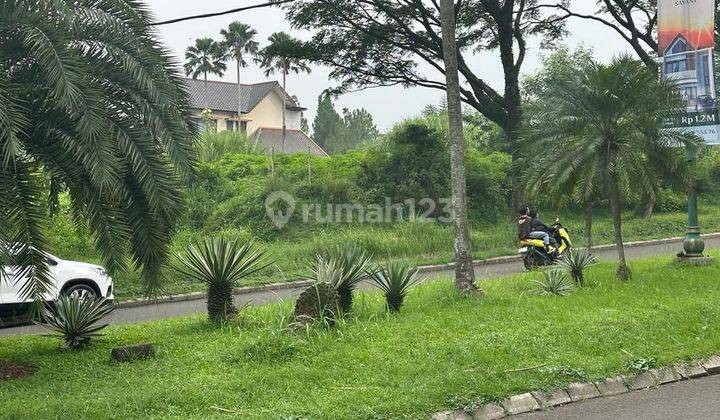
[{"left": 149, "top": 0, "right": 636, "bottom": 130}]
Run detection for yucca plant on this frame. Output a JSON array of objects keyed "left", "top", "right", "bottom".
[
  {"left": 559, "top": 249, "right": 598, "bottom": 285},
  {"left": 532, "top": 269, "right": 575, "bottom": 296},
  {"left": 39, "top": 296, "right": 113, "bottom": 348},
  {"left": 306, "top": 245, "right": 373, "bottom": 313},
  {"left": 368, "top": 262, "right": 422, "bottom": 312},
  {"left": 175, "top": 237, "right": 270, "bottom": 322}
]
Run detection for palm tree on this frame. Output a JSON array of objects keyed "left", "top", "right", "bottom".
[
  {"left": 0, "top": 0, "right": 194, "bottom": 301},
  {"left": 439, "top": 0, "right": 479, "bottom": 295},
  {"left": 175, "top": 238, "right": 270, "bottom": 322},
  {"left": 184, "top": 38, "right": 227, "bottom": 110},
  {"left": 524, "top": 56, "right": 698, "bottom": 280},
  {"left": 256, "top": 32, "right": 311, "bottom": 153},
  {"left": 220, "top": 22, "right": 259, "bottom": 131}
]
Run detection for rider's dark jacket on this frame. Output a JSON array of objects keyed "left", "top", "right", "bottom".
[
  {"left": 518, "top": 215, "right": 532, "bottom": 239},
  {"left": 531, "top": 218, "right": 551, "bottom": 233}
]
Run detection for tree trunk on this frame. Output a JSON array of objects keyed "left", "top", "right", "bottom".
[
  {"left": 203, "top": 72, "right": 208, "bottom": 109},
  {"left": 608, "top": 178, "right": 631, "bottom": 280},
  {"left": 237, "top": 58, "right": 242, "bottom": 132},
  {"left": 282, "top": 65, "right": 287, "bottom": 153},
  {"left": 440, "top": 0, "right": 479, "bottom": 295},
  {"left": 584, "top": 202, "right": 593, "bottom": 250},
  {"left": 643, "top": 196, "right": 655, "bottom": 219}
]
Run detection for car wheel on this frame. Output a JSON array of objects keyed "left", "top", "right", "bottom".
[{"left": 63, "top": 283, "right": 98, "bottom": 301}]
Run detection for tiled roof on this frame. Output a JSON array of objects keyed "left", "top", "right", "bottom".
[
  {"left": 182, "top": 78, "right": 302, "bottom": 113},
  {"left": 251, "top": 128, "right": 328, "bottom": 156}
]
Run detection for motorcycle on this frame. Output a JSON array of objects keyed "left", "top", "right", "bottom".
[{"left": 518, "top": 218, "right": 572, "bottom": 270}]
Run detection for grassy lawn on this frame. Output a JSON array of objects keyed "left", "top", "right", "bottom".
[
  {"left": 48, "top": 202, "right": 720, "bottom": 301},
  {"left": 2, "top": 251, "right": 720, "bottom": 418}
]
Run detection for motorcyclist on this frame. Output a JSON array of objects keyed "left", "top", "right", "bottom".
[
  {"left": 517, "top": 205, "right": 533, "bottom": 240},
  {"left": 528, "top": 209, "right": 558, "bottom": 253}
]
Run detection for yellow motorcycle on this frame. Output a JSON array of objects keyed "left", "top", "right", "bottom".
[{"left": 518, "top": 218, "right": 572, "bottom": 270}]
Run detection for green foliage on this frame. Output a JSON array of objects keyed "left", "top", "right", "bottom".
[
  {"left": 307, "top": 245, "right": 373, "bottom": 312},
  {"left": 256, "top": 32, "right": 311, "bottom": 78},
  {"left": 7, "top": 254, "right": 720, "bottom": 418},
  {"left": 312, "top": 93, "right": 344, "bottom": 150},
  {"left": 39, "top": 296, "right": 113, "bottom": 348},
  {"left": 0, "top": 0, "right": 194, "bottom": 299},
  {"left": 312, "top": 94, "right": 379, "bottom": 153},
  {"left": 532, "top": 269, "right": 575, "bottom": 296},
  {"left": 558, "top": 249, "right": 598, "bottom": 285},
  {"left": 524, "top": 55, "right": 699, "bottom": 278},
  {"left": 626, "top": 357, "right": 657, "bottom": 373},
  {"left": 184, "top": 37, "right": 226, "bottom": 79},
  {"left": 174, "top": 238, "right": 270, "bottom": 322},
  {"left": 219, "top": 22, "right": 259, "bottom": 68},
  {"left": 368, "top": 262, "right": 422, "bottom": 312},
  {"left": 196, "top": 131, "right": 265, "bottom": 162}
]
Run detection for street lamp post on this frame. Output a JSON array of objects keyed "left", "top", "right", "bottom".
[{"left": 679, "top": 146, "right": 713, "bottom": 265}]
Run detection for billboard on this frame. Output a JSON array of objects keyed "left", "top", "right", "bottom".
[{"left": 658, "top": 0, "right": 719, "bottom": 145}]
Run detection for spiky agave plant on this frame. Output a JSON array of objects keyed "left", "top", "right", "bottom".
[
  {"left": 559, "top": 249, "right": 598, "bottom": 285},
  {"left": 306, "top": 245, "right": 373, "bottom": 312},
  {"left": 368, "top": 262, "right": 422, "bottom": 312},
  {"left": 175, "top": 237, "right": 270, "bottom": 322},
  {"left": 40, "top": 296, "right": 113, "bottom": 348},
  {"left": 532, "top": 269, "right": 575, "bottom": 296}
]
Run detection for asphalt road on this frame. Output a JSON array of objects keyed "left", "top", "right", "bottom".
[
  {"left": 2, "top": 235, "right": 718, "bottom": 337},
  {"left": 516, "top": 374, "right": 720, "bottom": 420}
]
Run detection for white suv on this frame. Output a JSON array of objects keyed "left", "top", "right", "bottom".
[{"left": 1, "top": 252, "right": 114, "bottom": 317}]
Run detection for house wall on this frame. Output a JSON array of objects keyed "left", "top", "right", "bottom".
[
  {"left": 244, "top": 89, "right": 302, "bottom": 134},
  {"left": 188, "top": 88, "right": 303, "bottom": 134}
]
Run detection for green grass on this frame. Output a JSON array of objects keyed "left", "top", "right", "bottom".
[
  {"left": 47, "top": 201, "right": 720, "bottom": 300},
  {"left": 2, "top": 252, "right": 720, "bottom": 419}
]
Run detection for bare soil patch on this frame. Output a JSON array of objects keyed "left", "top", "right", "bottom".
[{"left": 0, "top": 359, "right": 37, "bottom": 381}]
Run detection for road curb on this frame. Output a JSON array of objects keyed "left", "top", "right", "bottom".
[
  {"left": 115, "top": 232, "right": 720, "bottom": 310},
  {"left": 433, "top": 356, "right": 720, "bottom": 419}
]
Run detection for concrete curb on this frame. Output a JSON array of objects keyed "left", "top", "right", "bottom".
[
  {"left": 115, "top": 232, "right": 720, "bottom": 310},
  {"left": 433, "top": 356, "right": 720, "bottom": 419}
]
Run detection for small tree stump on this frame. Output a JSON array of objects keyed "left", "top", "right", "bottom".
[{"left": 111, "top": 343, "right": 156, "bottom": 362}]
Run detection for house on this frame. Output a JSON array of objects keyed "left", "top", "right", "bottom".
[
  {"left": 661, "top": 34, "right": 717, "bottom": 113},
  {"left": 183, "top": 78, "right": 327, "bottom": 156}
]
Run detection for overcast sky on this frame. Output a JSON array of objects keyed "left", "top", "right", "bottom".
[{"left": 149, "top": 1, "right": 635, "bottom": 130}]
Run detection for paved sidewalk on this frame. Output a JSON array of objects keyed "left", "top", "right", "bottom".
[
  {"left": 2, "top": 235, "right": 718, "bottom": 337},
  {"left": 516, "top": 374, "right": 720, "bottom": 420}
]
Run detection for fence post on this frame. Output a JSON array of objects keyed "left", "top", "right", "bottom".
[
  {"left": 307, "top": 147, "right": 312, "bottom": 182},
  {"left": 270, "top": 147, "right": 276, "bottom": 178}
]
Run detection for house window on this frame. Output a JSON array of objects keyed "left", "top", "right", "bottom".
[
  {"left": 240, "top": 121, "right": 248, "bottom": 133},
  {"left": 226, "top": 120, "right": 237, "bottom": 131},
  {"left": 682, "top": 87, "right": 697, "bottom": 100}
]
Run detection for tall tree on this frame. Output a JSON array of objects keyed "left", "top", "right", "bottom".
[
  {"left": 440, "top": 0, "right": 479, "bottom": 294},
  {"left": 257, "top": 32, "right": 311, "bottom": 153},
  {"left": 312, "top": 93, "right": 343, "bottom": 151},
  {"left": 283, "top": 0, "right": 567, "bottom": 206},
  {"left": 184, "top": 38, "right": 227, "bottom": 109},
  {"left": 0, "top": 0, "right": 194, "bottom": 299},
  {"left": 524, "top": 56, "right": 698, "bottom": 280},
  {"left": 341, "top": 108, "right": 380, "bottom": 151},
  {"left": 220, "top": 22, "right": 259, "bottom": 131}
]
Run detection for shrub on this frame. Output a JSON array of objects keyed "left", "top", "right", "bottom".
[
  {"left": 532, "top": 269, "right": 575, "bottom": 296},
  {"left": 558, "top": 249, "right": 598, "bottom": 285},
  {"left": 196, "top": 131, "right": 265, "bottom": 162},
  {"left": 174, "top": 237, "right": 270, "bottom": 322},
  {"left": 293, "top": 282, "right": 340, "bottom": 325},
  {"left": 368, "top": 262, "right": 422, "bottom": 312},
  {"left": 306, "top": 245, "right": 373, "bottom": 312},
  {"left": 39, "top": 296, "right": 113, "bottom": 348}
]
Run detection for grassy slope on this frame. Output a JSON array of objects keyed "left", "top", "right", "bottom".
[
  {"left": 50, "top": 202, "right": 720, "bottom": 300},
  {"left": 2, "top": 251, "right": 720, "bottom": 419}
]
